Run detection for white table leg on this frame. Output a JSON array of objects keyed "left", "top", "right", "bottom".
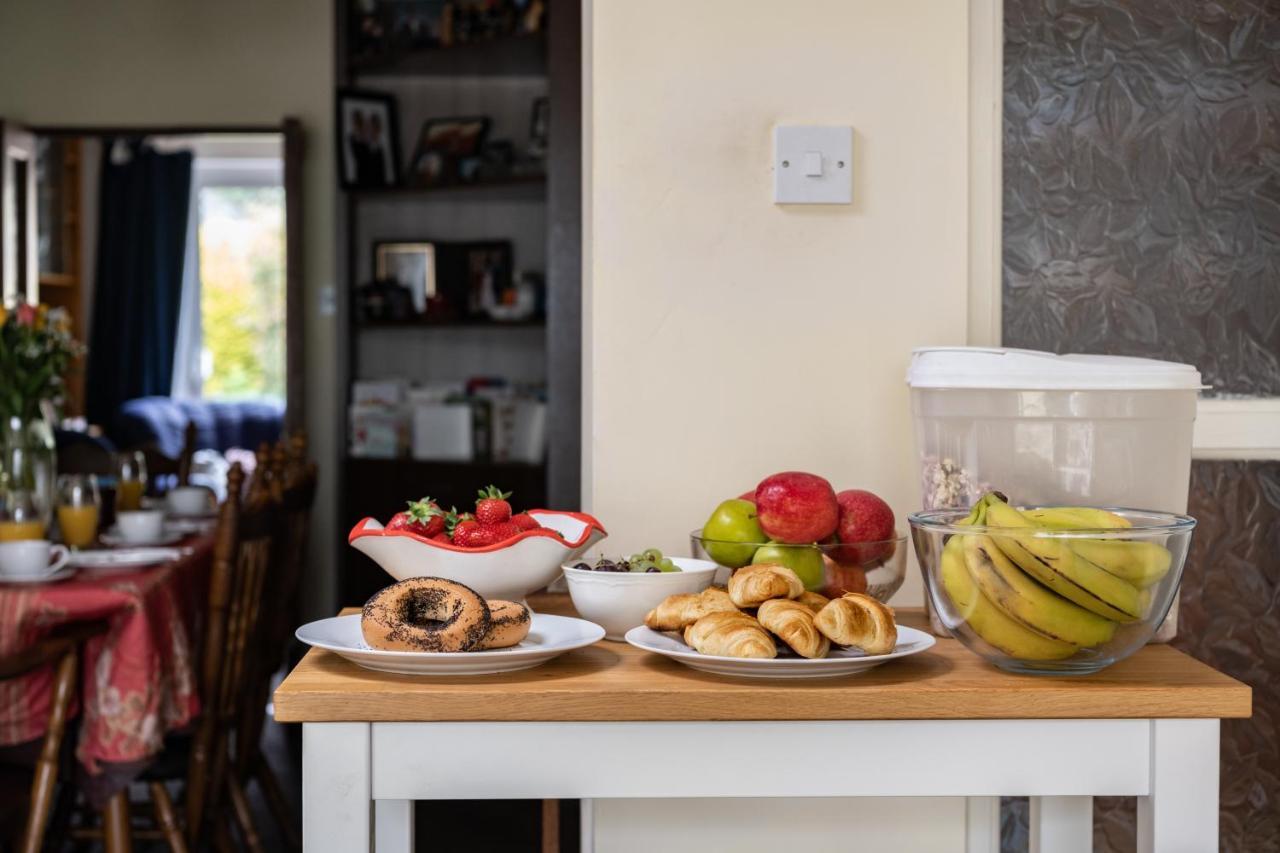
[
  {"left": 1030, "top": 796, "right": 1092, "bottom": 853},
  {"left": 375, "top": 800, "right": 414, "bottom": 853},
  {"left": 965, "top": 797, "right": 1000, "bottom": 853},
  {"left": 580, "top": 797, "right": 594, "bottom": 853},
  {"left": 1137, "top": 719, "right": 1219, "bottom": 853},
  {"left": 304, "top": 722, "right": 371, "bottom": 853}
]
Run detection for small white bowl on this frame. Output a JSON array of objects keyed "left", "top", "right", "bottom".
[
  {"left": 116, "top": 509, "right": 166, "bottom": 544},
  {"left": 562, "top": 557, "right": 718, "bottom": 641},
  {"left": 166, "top": 485, "right": 215, "bottom": 516}
]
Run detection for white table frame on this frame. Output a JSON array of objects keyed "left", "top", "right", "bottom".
[{"left": 302, "top": 717, "right": 1219, "bottom": 853}]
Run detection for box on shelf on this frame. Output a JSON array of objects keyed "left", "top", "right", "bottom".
[
  {"left": 411, "top": 403, "right": 474, "bottom": 461},
  {"left": 491, "top": 399, "right": 546, "bottom": 464},
  {"left": 352, "top": 379, "right": 408, "bottom": 407},
  {"left": 350, "top": 404, "right": 408, "bottom": 459}
]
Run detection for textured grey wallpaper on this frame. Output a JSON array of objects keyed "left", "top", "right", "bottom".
[{"left": 1003, "top": 0, "right": 1280, "bottom": 396}]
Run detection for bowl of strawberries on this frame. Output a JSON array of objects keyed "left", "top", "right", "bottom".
[{"left": 348, "top": 486, "right": 607, "bottom": 603}]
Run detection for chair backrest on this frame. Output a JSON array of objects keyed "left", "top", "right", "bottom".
[{"left": 139, "top": 420, "right": 196, "bottom": 490}]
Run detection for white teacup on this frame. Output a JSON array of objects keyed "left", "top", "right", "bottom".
[
  {"left": 0, "top": 540, "right": 70, "bottom": 578},
  {"left": 166, "top": 486, "right": 214, "bottom": 516},
  {"left": 116, "top": 509, "right": 166, "bottom": 544}
]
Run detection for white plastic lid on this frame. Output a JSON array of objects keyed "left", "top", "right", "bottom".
[{"left": 906, "top": 347, "right": 1206, "bottom": 391}]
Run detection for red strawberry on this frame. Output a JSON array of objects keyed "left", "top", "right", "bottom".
[
  {"left": 431, "top": 532, "right": 451, "bottom": 543},
  {"left": 484, "top": 521, "right": 522, "bottom": 544},
  {"left": 475, "top": 485, "right": 513, "bottom": 525},
  {"left": 387, "top": 497, "right": 445, "bottom": 538},
  {"left": 510, "top": 512, "right": 539, "bottom": 531},
  {"left": 452, "top": 518, "right": 486, "bottom": 548}
]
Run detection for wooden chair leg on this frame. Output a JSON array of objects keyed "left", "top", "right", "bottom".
[
  {"left": 541, "top": 798, "right": 560, "bottom": 853},
  {"left": 225, "top": 773, "right": 265, "bottom": 853},
  {"left": 101, "top": 790, "right": 134, "bottom": 853},
  {"left": 20, "top": 649, "right": 78, "bottom": 853},
  {"left": 255, "top": 752, "right": 301, "bottom": 850},
  {"left": 213, "top": 811, "right": 236, "bottom": 853},
  {"left": 149, "top": 782, "right": 189, "bottom": 853}
]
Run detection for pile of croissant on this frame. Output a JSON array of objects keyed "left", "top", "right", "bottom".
[{"left": 643, "top": 563, "right": 897, "bottom": 659}]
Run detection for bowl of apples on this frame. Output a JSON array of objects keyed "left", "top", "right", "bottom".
[
  {"left": 349, "top": 487, "right": 607, "bottom": 603},
  {"left": 690, "top": 472, "right": 907, "bottom": 603}
]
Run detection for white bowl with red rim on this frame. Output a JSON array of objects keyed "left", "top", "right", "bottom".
[{"left": 348, "top": 510, "right": 607, "bottom": 603}]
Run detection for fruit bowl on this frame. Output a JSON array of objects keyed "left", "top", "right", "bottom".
[
  {"left": 909, "top": 503, "right": 1195, "bottom": 676},
  {"left": 563, "top": 557, "right": 718, "bottom": 640},
  {"left": 688, "top": 530, "right": 907, "bottom": 603},
  {"left": 348, "top": 510, "right": 607, "bottom": 603}
]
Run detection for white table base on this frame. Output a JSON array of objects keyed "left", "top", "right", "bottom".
[{"left": 302, "top": 718, "right": 1219, "bottom": 853}]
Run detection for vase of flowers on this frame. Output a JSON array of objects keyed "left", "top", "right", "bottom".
[{"left": 0, "top": 302, "right": 83, "bottom": 523}]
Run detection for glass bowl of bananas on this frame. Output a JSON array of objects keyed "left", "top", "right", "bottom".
[{"left": 908, "top": 492, "right": 1196, "bottom": 675}]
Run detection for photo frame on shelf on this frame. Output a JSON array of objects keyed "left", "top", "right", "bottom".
[
  {"left": 406, "top": 115, "right": 491, "bottom": 186},
  {"left": 374, "top": 241, "right": 437, "bottom": 314},
  {"left": 528, "top": 96, "right": 549, "bottom": 158},
  {"left": 337, "top": 88, "right": 401, "bottom": 189}
]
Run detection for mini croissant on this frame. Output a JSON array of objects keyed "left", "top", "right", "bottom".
[
  {"left": 728, "top": 564, "right": 804, "bottom": 608},
  {"left": 757, "top": 598, "right": 830, "bottom": 659},
  {"left": 814, "top": 593, "right": 897, "bottom": 655},
  {"left": 683, "top": 611, "right": 776, "bottom": 659},
  {"left": 644, "top": 586, "right": 738, "bottom": 631},
  {"left": 795, "top": 590, "right": 830, "bottom": 614}
]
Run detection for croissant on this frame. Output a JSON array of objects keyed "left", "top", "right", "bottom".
[
  {"left": 727, "top": 564, "right": 804, "bottom": 608},
  {"left": 795, "top": 590, "right": 830, "bottom": 614},
  {"left": 757, "top": 599, "right": 830, "bottom": 659},
  {"left": 644, "top": 586, "right": 737, "bottom": 631},
  {"left": 683, "top": 611, "right": 776, "bottom": 659},
  {"left": 814, "top": 593, "right": 897, "bottom": 655}
]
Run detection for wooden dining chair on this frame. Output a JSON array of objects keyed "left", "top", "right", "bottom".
[
  {"left": 138, "top": 420, "right": 198, "bottom": 492},
  {"left": 0, "top": 620, "right": 105, "bottom": 853}
]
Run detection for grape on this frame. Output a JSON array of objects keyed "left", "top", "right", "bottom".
[{"left": 643, "top": 548, "right": 663, "bottom": 562}]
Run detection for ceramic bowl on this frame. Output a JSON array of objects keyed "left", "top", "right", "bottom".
[
  {"left": 116, "top": 509, "right": 166, "bottom": 544},
  {"left": 562, "top": 557, "right": 718, "bottom": 640},
  {"left": 348, "top": 510, "right": 607, "bottom": 603}
]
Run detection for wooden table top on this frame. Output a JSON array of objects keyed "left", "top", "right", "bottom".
[{"left": 274, "top": 595, "right": 1251, "bottom": 723}]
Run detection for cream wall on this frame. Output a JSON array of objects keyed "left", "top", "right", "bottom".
[{"left": 0, "top": 0, "right": 339, "bottom": 620}]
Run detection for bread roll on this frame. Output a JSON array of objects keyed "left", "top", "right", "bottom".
[
  {"left": 644, "top": 586, "right": 737, "bottom": 631},
  {"left": 814, "top": 593, "right": 897, "bottom": 655},
  {"left": 728, "top": 564, "right": 804, "bottom": 608},
  {"left": 757, "top": 598, "right": 830, "bottom": 659},
  {"left": 795, "top": 590, "right": 830, "bottom": 614},
  {"left": 683, "top": 611, "right": 776, "bottom": 659}
]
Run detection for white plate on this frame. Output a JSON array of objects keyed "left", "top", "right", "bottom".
[
  {"left": 67, "top": 547, "right": 182, "bottom": 573},
  {"left": 296, "top": 613, "right": 605, "bottom": 676},
  {"left": 0, "top": 566, "right": 77, "bottom": 585},
  {"left": 100, "top": 527, "right": 185, "bottom": 547},
  {"left": 624, "top": 624, "right": 935, "bottom": 679}
]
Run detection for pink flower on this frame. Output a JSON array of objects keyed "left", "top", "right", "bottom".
[{"left": 14, "top": 303, "right": 35, "bottom": 326}]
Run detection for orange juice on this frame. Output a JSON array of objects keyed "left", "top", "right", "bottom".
[
  {"left": 0, "top": 520, "right": 46, "bottom": 541},
  {"left": 57, "top": 504, "right": 99, "bottom": 548},
  {"left": 117, "top": 479, "right": 145, "bottom": 511}
]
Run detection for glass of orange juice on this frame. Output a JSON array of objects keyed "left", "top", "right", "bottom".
[
  {"left": 0, "top": 490, "right": 46, "bottom": 541},
  {"left": 116, "top": 451, "right": 147, "bottom": 512},
  {"left": 57, "top": 474, "right": 101, "bottom": 549}
]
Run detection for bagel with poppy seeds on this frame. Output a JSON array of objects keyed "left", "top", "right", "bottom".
[
  {"left": 362, "top": 577, "right": 491, "bottom": 652},
  {"left": 475, "top": 599, "right": 532, "bottom": 649}
]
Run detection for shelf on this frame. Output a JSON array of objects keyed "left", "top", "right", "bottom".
[
  {"left": 354, "top": 317, "right": 545, "bottom": 331},
  {"left": 348, "top": 34, "right": 547, "bottom": 78},
  {"left": 348, "top": 174, "right": 546, "bottom": 203}
]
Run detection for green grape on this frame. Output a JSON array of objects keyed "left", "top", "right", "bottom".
[
  {"left": 630, "top": 560, "right": 653, "bottom": 573},
  {"left": 659, "top": 559, "right": 679, "bottom": 573},
  {"left": 643, "top": 548, "right": 663, "bottom": 562}
]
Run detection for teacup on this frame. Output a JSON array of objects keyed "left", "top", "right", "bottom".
[
  {"left": 166, "top": 486, "right": 214, "bottom": 516},
  {"left": 116, "top": 509, "right": 166, "bottom": 544},
  {"left": 0, "top": 540, "right": 69, "bottom": 578}
]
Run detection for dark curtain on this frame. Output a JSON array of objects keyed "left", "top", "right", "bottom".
[{"left": 85, "top": 139, "right": 192, "bottom": 435}]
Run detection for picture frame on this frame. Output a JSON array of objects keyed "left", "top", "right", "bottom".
[
  {"left": 528, "top": 96, "right": 549, "bottom": 158},
  {"left": 337, "top": 88, "right": 401, "bottom": 189},
  {"left": 374, "top": 242, "right": 437, "bottom": 314},
  {"left": 406, "top": 115, "right": 491, "bottom": 186}
]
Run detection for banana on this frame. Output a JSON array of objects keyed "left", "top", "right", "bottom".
[
  {"left": 962, "top": 535, "right": 1116, "bottom": 647},
  {"left": 1023, "top": 507, "right": 1131, "bottom": 530},
  {"left": 939, "top": 535, "right": 1077, "bottom": 660},
  {"left": 983, "top": 498, "right": 1145, "bottom": 623},
  {"left": 1070, "top": 539, "right": 1172, "bottom": 589}
]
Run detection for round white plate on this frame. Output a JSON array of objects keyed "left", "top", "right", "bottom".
[
  {"left": 100, "top": 527, "right": 185, "bottom": 547},
  {"left": 67, "top": 547, "right": 182, "bottom": 573},
  {"left": 624, "top": 624, "right": 935, "bottom": 679},
  {"left": 296, "top": 613, "right": 605, "bottom": 676},
  {"left": 0, "top": 566, "right": 77, "bottom": 585}
]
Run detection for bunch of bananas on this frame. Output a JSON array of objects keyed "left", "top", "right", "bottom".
[{"left": 939, "top": 492, "right": 1173, "bottom": 661}]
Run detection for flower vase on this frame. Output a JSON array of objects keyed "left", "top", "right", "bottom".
[{"left": 1, "top": 416, "right": 57, "bottom": 527}]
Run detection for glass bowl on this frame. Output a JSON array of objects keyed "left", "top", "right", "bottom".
[
  {"left": 689, "top": 529, "right": 907, "bottom": 603},
  {"left": 909, "top": 507, "right": 1196, "bottom": 675}
]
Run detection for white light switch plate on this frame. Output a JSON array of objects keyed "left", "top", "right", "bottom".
[{"left": 773, "top": 125, "right": 852, "bottom": 204}]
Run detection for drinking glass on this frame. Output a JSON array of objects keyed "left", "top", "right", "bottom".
[
  {"left": 57, "top": 474, "right": 101, "bottom": 549},
  {"left": 0, "top": 489, "right": 46, "bottom": 541},
  {"left": 116, "top": 451, "right": 147, "bottom": 512}
]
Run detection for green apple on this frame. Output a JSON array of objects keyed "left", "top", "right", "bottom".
[
  {"left": 701, "top": 499, "right": 765, "bottom": 568},
  {"left": 752, "top": 542, "right": 825, "bottom": 591}
]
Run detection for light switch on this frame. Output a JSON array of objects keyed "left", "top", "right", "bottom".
[{"left": 773, "top": 125, "right": 852, "bottom": 204}]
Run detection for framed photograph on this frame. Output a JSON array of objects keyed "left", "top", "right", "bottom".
[
  {"left": 375, "top": 242, "right": 437, "bottom": 314},
  {"left": 528, "top": 96, "right": 549, "bottom": 158},
  {"left": 337, "top": 89, "right": 401, "bottom": 189},
  {"left": 406, "top": 116, "right": 491, "bottom": 186},
  {"left": 459, "top": 241, "right": 513, "bottom": 317}
]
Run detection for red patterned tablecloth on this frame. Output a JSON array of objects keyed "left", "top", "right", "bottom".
[{"left": 0, "top": 535, "right": 212, "bottom": 789}]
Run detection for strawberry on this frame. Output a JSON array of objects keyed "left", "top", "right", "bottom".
[
  {"left": 510, "top": 512, "right": 539, "bottom": 531},
  {"left": 452, "top": 518, "right": 488, "bottom": 548},
  {"left": 431, "top": 532, "right": 451, "bottom": 544},
  {"left": 386, "top": 497, "right": 445, "bottom": 538},
  {"left": 475, "top": 485, "right": 513, "bottom": 525},
  {"left": 483, "top": 521, "right": 522, "bottom": 544}
]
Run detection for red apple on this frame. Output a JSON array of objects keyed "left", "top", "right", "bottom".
[
  {"left": 754, "top": 472, "right": 839, "bottom": 544},
  {"left": 737, "top": 490, "right": 756, "bottom": 503},
  {"left": 821, "top": 555, "right": 868, "bottom": 597},
  {"left": 834, "top": 489, "right": 896, "bottom": 562}
]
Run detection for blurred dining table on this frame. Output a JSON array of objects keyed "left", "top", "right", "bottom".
[{"left": 0, "top": 530, "right": 215, "bottom": 805}]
